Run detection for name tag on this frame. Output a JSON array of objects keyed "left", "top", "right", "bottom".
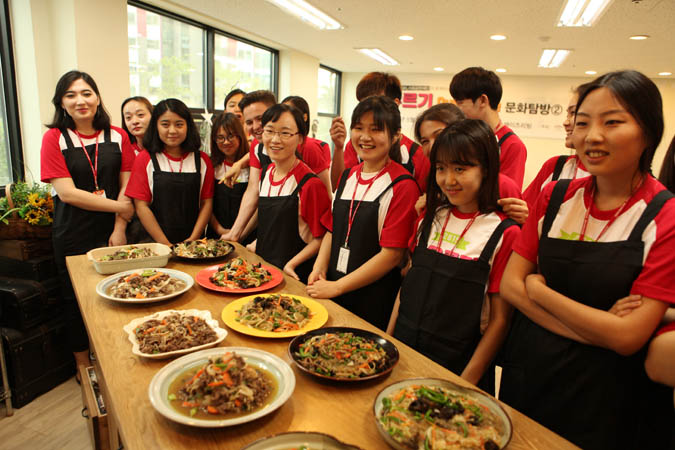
[
  {"left": 336, "top": 245, "right": 350, "bottom": 274},
  {"left": 93, "top": 189, "right": 107, "bottom": 199}
]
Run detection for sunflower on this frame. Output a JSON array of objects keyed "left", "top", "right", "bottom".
[
  {"left": 27, "top": 193, "right": 40, "bottom": 207},
  {"left": 25, "top": 209, "right": 40, "bottom": 225}
]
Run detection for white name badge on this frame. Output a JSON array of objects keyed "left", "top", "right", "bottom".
[{"left": 336, "top": 245, "right": 350, "bottom": 274}]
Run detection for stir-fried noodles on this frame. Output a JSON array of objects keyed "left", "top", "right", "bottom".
[
  {"left": 236, "top": 295, "right": 311, "bottom": 332},
  {"left": 133, "top": 313, "right": 217, "bottom": 354},
  {"left": 209, "top": 257, "right": 272, "bottom": 288},
  {"left": 108, "top": 269, "right": 186, "bottom": 299}
]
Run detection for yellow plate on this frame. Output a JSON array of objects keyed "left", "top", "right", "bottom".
[{"left": 222, "top": 294, "right": 328, "bottom": 338}]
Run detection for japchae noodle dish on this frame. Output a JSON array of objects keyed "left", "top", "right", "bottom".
[
  {"left": 108, "top": 269, "right": 186, "bottom": 299},
  {"left": 133, "top": 313, "right": 217, "bottom": 355},
  {"left": 209, "top": 257, "right": 272, "bottom": 289},
  {"left": 236, "top": 294, "right": 311, "bottom": 332},
  {"left": 174, "top": 238, "right": 232, "bottom": 258},
  {"left": 168, "top": 352, "right": 275, "bottom": 418},
  {"left": 98, "top": 245, "right": 157, "bottom": 261},
  {"left": 295, "top": 332, "right": 389, "bottom": 378},
  {"left": 379, "top": 385, "right": 502, "bottom": 450}
]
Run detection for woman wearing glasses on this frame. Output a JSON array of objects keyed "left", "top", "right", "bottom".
[
  {"left": 208, "top": 112, "right": 251, "bottom": 239},
  {"left": 256, "top": 104, "right": 331, "bottom": 283}
]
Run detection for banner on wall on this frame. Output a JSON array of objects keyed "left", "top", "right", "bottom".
[{"left": 400, "top": 83, "right": 568, "bottom": 140}]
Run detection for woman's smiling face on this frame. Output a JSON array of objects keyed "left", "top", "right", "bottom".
[{"left": 350, "top": 111, "right": 399, "bottom": 169}]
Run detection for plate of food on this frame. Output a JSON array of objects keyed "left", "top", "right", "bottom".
[
  {"left": 373, "top": 378, "right": 512, "bottom": 450},
  {"left": 195, "top": 257, "right": 284, "bottom": 294},
  {"left": 242, "top": 432, "right": 362, "bottom": 450},
  {"left": 96, "top": 268, "right": 193, "bottom": 303},
  {"left": 87, "top": 243, "right": 171, "bottom": 274},
  {"left": 148, "top": 347, "right": 295, "bottom": 427},
  {"left": 288, "top": 327, "right": 399, "bottom": 382},
  {"left": 122, "top": 309, "right": 228, "bottom": 359},
  {"left": 172, "top": 238, "right": 234, "bottom": 261},
  {"left": 222, "top": 294, "right": 328, "bottom": 338}
]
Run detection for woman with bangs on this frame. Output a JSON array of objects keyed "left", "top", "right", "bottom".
[
  {"left": 499, "top": 70, "right": 675, "bottom": 449},
  {"left": 208, "top": 112, "right": 252, "bottom": 240},
  {"left": 387, "top": 119, "right": 519, "bottom": 392},
  {"left": 307, "top": 96, "right": 420, "bottom": 331}
]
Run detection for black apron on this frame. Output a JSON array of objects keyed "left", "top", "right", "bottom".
[
  {"left": 148, "top": 151, "right": 202, "bottom": 244},
  {"left": 328, "top": 169, "right": 417, "bottom": 331},
  {"left": 256, "top": 167, "right": 317, "bottom": 283},
  {"left": 394, "top": 213, "right": 515, "bottom": 392},
  {"left": 500, "top": 179, "right": 674, "bottom": 450},
  {"left": 400, "top": 141, "right": 420, "bottom": 178},
  {"left": 256, "top": 142, "right": 272, "bottom": 174},
  {"left": 209, "top": 170, "right": 247, "bottom": 231}
]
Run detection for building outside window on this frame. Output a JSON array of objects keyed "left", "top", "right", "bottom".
[{"left": 316, "top": 65, "right": 341, "bottom": 149}]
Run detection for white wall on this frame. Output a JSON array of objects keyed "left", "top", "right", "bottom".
[{"left": 278, "top": 49, "right": 319, "bottom": 119}]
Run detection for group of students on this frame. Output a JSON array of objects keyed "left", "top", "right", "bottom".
[{"left": 39, "top": 67, "right": 675, "bottom": 450}]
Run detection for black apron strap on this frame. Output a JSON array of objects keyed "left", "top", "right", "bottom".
[
  {"left": 334, "top": 168, "right": 351, "bottom": 198},
  {"left": 497, "top": 131, "right": 515, "bottom": 148},
  {"left": 60, "top": 128, "right": 76, "bottom": 150},
  {"left": 409, "top": 142, "right": 420, "bottom": 159},
  {"left": 291, "top": 173, "right": 317, "bottom": 196},
  {"left": 627, "top": 189, "right": 675, "bottom": 242},
  {"left": 374, "top": 174, "right": 416, "bottom": 202},
  {"left": 551, "top": 155, "right": 569, "bottom": 181},
  {"left": 103, "top": 127, "right": 111, "bottom": 143},
  {"left": 194, "top": 150, "right": 201, "bottom": 172},
  {"left": 149, "top": 152, "right": 162, "bottom": 172},
  {"left": 478, "top": 218, "right": 517, "bottom": 263},
  {"left": 541, "top": 179, "right": 572, "bottom": 237}
]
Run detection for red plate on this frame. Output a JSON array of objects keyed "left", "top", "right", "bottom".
[{"left": 195, "top": 263, "right": 283, "bottom": 294}]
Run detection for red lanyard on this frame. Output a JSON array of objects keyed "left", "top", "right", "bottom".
[
  {"left": 440, "top": 209, "right": 479, "bottom": 255},
  {"left": 164, "top": 152, "right": 185, "bottom": 173},
  {"left": 266, "top": 160, "right": 298, "bottom": 197},
  {"left": 75, "top": 131, "right": 100, "bottom": 191},
  {"left": 578, "top": 180, "right": 638, "bottom": 242},
  {"left": 344, "top": 162, "right": 390, "bottom": 246}
]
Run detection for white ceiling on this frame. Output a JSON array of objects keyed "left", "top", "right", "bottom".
[{"left": 176, "top": 0, "right": 675, "bottom": 78}]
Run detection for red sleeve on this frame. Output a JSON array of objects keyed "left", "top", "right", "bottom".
[
  {"left": 656, "top": 321, "right": 675, "bottom": 336},
  {"left": 412, "top": 148, "right": 430, "bottom": 193},
  {"left": 200, "top": 152, "right": 215, "bottom": 200},
  {"left": 487, "top": 223, "right": 520, "bottom": 293},
  {"left": 500, "top": 138, "right": 527, "bottom": 190},
  {"left": 301, "top": 140, "right": 330, "bottom": 174},
  {"left": 124, "top": 151, "right": 153, "bottom": 202},
  {"left": 113, "top": 126, "right": 135, "bottom": 172},
  {"left": 380, "top": 178, "right": 419, "bottom": 248},
  {"left": 408, "top": 215, "right": 423, "bottom": 253},
  {"left": 249, "top": 139, "right": 261, "bottom": 169},
  {"left": 498, "top": 174, "right": 523, "bottom": 199},
  {"left": 522, "top": 156, "right": 559, "bottom": 208},
  {"left": 631, "top": 198, "right": 675, "bottom": 305},
  {"left": 512, "top": 180, "right": 555, "bottom": 263},
  {"left": 40, "top": 129, "right": 70, "bottom": 182},
  {"left": 318, "top": 140, "right": 331, "bottom": 162},
  {"left": 344, "top": 140, "right": 359, "bottom": 168},
  {"left": 300, "top": 177, "right": 331, "bottom": 238}
]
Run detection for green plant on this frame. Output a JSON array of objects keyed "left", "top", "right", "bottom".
[{"left": 0, "top": 181, "right": 53, "bottom": 226}]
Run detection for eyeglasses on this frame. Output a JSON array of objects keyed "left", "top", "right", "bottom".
[
  {"left": 262, "top": 129, "right": 300, "bottom": 141},
  {"left": 215, "top": 134, "right": 238, "bottom": 143}
]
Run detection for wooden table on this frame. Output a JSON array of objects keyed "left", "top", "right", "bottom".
[{"left": 67, "top": 244, "right": 578, "bottom": 450}]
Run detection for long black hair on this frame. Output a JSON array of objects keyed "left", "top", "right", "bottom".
[
  {"left": 658, "top": 135, "right": 675, "bottom": 192},
  {"left": 47, "top": 70, "right": 111, "bottom": 130},
  {"left": 575, "top": 70, "right": 663, "bottom": 174},
  {"left": 120, "top": 96, "right": 153, "bottom": 144},
  {"left": 210, "top": 112, "right": 248, "bottom": 167},
  {"left": 350, "top": 96, "right": 402, "bottom": 164},
  {"left": 143, "top": 98, "right": 201, "bottom": 154},
  {"left": 282, "top": 95, "right": 310, "bottom": 135},
  {"left": 421, "top": 119, "right": 500, "bottom": 236}
]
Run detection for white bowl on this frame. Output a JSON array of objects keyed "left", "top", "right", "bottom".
[
  {"left": 123, "top": 309, "right": 228, "bottom": 359},
  {"left": 87, "top": 243, "right": 172, "bottom": 274},
  {"left": 148, "top": 347, "right": 295, "bottom": 427},
  {"left": 242, "top": 432, "right": 362, "bottom": 450},
  {"left": 96, "top": 268, "right": 193, "bottom": 303}
]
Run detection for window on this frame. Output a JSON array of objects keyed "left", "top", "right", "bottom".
[
  {"left": 127, "top": 1, "right": 277, "bottom": 113},
  {"left": 315, "top": 65, "right": 341, "bottom": 148},
  {"left": 0, "top": 0, "right": 22, "bottom": 184}
]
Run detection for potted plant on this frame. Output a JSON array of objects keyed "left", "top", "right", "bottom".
[{"left": 0, "top": 181, "right": 53, "bottom": 239}]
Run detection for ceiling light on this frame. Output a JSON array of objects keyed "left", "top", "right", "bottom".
[
  {"left": 538, "top": 49, "right": 571, "bottom": 68},
  {"left": 265, "top": 0, "right": 343, "bottom": 30},
  {"left": 585, "top": 70, "right": 597, "bottom": 75},
  {"left": 629, "top": 35, "right": 649, "bottom": 40},
  {"left": 490, "top": 34, "right": 507, "bottom": 41},
  {"left": 658, "top": 72, "right": 672, "bottom": 76},
  {"left": 399, "top": 35, "right": 414, "bottom": 41},
  {"left": 356, "top": 48, "right": 399, "bottom": 66},
  {"left": 495, "top": 68, "right": 507, "bottom": 73},
  {"left": 557, "top": 0, "right": 613, "bottom": 27},
  {"left": 433, "top": 67, "right": 444, "bottom": 72}
]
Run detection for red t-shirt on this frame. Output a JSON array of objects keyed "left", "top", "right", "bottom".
[
  {"left": 344, "top": 134, "right": 430, "bottom": 192},
  {"left": 40, "top": 126, "right": 134, "bottom": 182},
  {"left": 522, "top": 155, "right": 590, "bottom": 208},
  {"left": 249, "top": 137, "right": 329, "bottom": 175},
  {"left": 323, "top": 161, "right": 420, "bottom": 248},
  {"left": 499, "top": 174, "right": 522, "bottom": 199},
  {"left": 496, "top": 125, "right": 527, "bottom": 190},
  {"left": 409, "top": 208, "right": 520, "bottom": 293},
  {"left": 125, "top": 150, "right": 214, "bottom": 202},
  {"left": 259, "top": 160, "right": 331, "bottom": 242},
  {"left": 514, "top": 175, "right": 675, "bottom": 305}
]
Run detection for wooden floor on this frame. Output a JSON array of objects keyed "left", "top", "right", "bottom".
[{"left": 0, "top": 377, "right": 90, "bottom": 450}]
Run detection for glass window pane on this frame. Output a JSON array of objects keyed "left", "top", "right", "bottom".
[
  {"left": 317, "top": 67, "right": 338, "bottom": 114},
  {"left": 127, "top": 5, "right": 205, "bottom": 108},
  {"left": 214, "top": 34, "right": 273, "bottom": 108},
  {"left": 315, "top": 115, "right": 334, "bottom": 157},
  {"left": 0, "top": 57, "right": 11, "bottom": 185}
]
